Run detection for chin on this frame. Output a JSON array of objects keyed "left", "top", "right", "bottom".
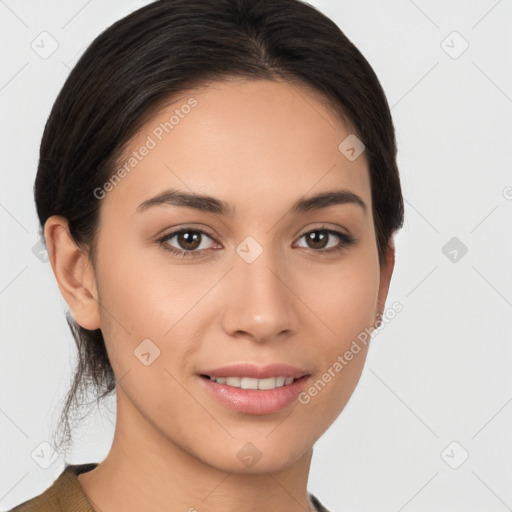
[{"left": 198, "top": 437, "right": 311, "bottom": 475}]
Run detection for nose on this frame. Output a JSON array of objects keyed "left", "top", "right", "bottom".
[{"left": 220, "top": 244, "right": 298, "bottom": 343}]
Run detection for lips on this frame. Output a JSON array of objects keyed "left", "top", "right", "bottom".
[
  {"left": 199, "top": 374, "right": 310, "bottom": 415},
  {"left": 199, "top": 362, "right": 309, "bottom": 380},
  {"left": 198, "top": 363, "right": 311, "bottom": 414}
]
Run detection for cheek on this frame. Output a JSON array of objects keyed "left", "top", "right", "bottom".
[
  {"left": 295, "top": 254, "right": 378, "bottom": 419},
  {"left": 96, "top": 240, "right": 211, "bottom": 338},
  {"left": 330, "top": 277, "right": 378, "bottom": 341},
  {"left": 94, "top": 243, "right": 218, "bottom": 390},
  {"left": 306, "top": 255, "right": 379, "bottom": 345}
]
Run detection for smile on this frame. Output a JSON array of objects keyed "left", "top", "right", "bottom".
[
  {"left": 204, "top": 375, "right": 296, "bottom": 390},
  {"left": 199, "top": 374, "right": 310, "bottom": 415}
]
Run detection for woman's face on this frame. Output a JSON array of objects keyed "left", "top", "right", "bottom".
[{"left": 87, "top": 78, "right": 394, "bottom": 473}]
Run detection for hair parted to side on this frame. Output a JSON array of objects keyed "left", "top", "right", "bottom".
[{"left": 34, "top": 0, "right": 404, "bottom": 456}]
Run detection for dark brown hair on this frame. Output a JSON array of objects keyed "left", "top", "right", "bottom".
[{"left": 34, "top": 0, "right": 404, "bottom": 455}]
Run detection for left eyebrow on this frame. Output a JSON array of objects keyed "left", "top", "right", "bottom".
[
  {"left": 291, "top": 189, "right": 367, "bottom": 216},
  {"left": 135, "top": 188, "right": 367, "bottom": 216}
]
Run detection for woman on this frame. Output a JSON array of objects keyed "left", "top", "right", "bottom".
[{"left": 11, "top": 0, "right": 404, "bottom": 510}]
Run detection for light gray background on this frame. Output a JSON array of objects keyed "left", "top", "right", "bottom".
[{"left": 1, "top": 1, "right": 511, "bottom": 511}]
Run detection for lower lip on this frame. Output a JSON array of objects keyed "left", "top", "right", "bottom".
[{"left": 199, "top": 375, "right": 310, "bottom": 415}]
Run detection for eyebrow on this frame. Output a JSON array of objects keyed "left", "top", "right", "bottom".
[{"left": 136, "top": 188, "right": 367, "bottom": 216}]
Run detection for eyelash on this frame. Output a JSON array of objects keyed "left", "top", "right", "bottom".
[{"left": 157, "top": 226, "right": 355, "bottom": 259}]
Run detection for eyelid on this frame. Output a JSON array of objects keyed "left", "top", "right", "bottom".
[
  {"left": 297, "top": 224, "right": 351, "bottom": 239},
  {"left": 159, "top": 226, "right": 218, "bottom": 247},
  {"left": 157, "top": 224, "right": 355, "bottom": 258},
  {"left": 294, "top": 225, "right": 355, "bottom": 249}
]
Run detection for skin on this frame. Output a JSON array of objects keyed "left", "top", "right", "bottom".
[{"left": 45, "top": 78, "right": 395, "bottom": 512}]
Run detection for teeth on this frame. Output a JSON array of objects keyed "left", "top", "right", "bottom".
[
  {"left": 225, "top": 377, "right": 240, "bottom": 387},
  {"left": 209, "top": 376, "right": 297, "bottom": 389},
  {"left": 276, "top": 376, "right": 286, "bottom": 387}
]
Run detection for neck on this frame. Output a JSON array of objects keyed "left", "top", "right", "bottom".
[{"left": 78, "top": 386, "right": 315, "bottom": 512}]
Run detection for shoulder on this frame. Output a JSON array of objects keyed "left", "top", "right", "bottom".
[
  {"left": 8, "top": 463, "right": 98, "bottom": 512},
  {"left": 10, "top": 465, "right": 330, "bottom": 512}
]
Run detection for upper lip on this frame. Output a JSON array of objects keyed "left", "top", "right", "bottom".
[{"left": 199, "top": 363, "right": 309, "bottom": 380}]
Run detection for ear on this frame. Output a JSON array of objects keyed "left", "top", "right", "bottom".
[
  {"left": 43, "top": 215, "right": 101, "bottom": 330},
  {"left": 376, "top": 237, "right": 396, "bottom": 317}
]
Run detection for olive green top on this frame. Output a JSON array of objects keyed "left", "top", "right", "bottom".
[
  {"left": 9, "top": 464, "right": 98, "bottom": 511},
  {"left": 9, "top": 463, "right": 331, "bottom": 511}
]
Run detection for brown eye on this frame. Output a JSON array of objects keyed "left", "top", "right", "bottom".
[
  {"left": 295, "top": 227, "right": 355, "bottom": 254},
  {"left": 303, "top": 230, "right": 329, "bottom": 249},
  {"left": 158, "top": 228, "right": 218, "bottom": 257},
  {"left": 176, "top": 231, "right": 202, "bottom": 250}
]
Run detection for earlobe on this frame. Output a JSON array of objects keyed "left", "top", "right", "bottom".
[{"left": 43, "top": 215, "right": 101, "bottom": 331}]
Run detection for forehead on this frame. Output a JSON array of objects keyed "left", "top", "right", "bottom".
[{"left": 101, "top": 78, "right": 371, "bottom": 219}]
